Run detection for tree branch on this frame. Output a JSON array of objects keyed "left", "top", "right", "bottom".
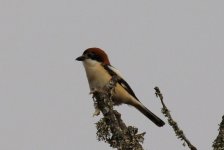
[
  {"left": 213, "top": 115, "right": 224, "bottom": 150},
  {"left": 154, "top": 86, "right": 197, "bottom": 150},
  {"left": 93, "top": 75, "right": 145, "bottom": 150}
]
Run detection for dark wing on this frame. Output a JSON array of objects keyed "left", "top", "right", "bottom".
[{"left": 103, "top": 65, "right": 139, "bottom": 101}]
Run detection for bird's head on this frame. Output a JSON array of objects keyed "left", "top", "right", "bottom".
[{"left": 76, "top": 47, "right": 110, "bottom": 65}]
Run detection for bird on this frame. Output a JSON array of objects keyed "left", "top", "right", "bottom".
[{"left": 76, "top": 47, "right": 165, "bottom": 127}]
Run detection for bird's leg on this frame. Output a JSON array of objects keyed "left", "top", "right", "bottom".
[
  {"left": 89, "top": 88, "right": 97, "bottom": 95},
  {"left": 89, "top": 87, "right": 105, "bottom": 95}
]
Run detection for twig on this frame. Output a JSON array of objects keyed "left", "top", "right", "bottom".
[
  {"left": 93, "top": 75, "right": 145, "bottom": 150},
  {"left": 154, "top": 86, "right": 197, "bottom": 150},
  {"left": 213, "top": 115, "right": 224, "bottom": 150}
]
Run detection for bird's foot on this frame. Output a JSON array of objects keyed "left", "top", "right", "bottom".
[{"left": 89, "top": 88, "right": 105, "bottom": 95}]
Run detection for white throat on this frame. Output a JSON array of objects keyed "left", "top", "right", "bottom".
[
  {"left": 82, "top": 58, "right": 100, "bottom": 68},
  {"left": 82, "top": 59, "right": 107, "bottom": 90}
]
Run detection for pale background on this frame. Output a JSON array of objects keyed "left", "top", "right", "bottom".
[{"left": 1, "top": 0, "right": 224, "bottom": 149}]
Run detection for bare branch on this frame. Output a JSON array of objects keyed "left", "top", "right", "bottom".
[{"left": 154, "top": 86, "right": 197, "bottom": 150}]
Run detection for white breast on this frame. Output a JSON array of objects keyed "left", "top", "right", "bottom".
[{"left": 82, "top": 59, "right": 111, "bottom": 90}]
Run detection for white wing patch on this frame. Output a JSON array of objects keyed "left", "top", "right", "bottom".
[
  {"left": 108, "top": 66, "right": 129, "bottom": 93},
  {"left": 108, "top": 65, "right": 124, "bottom": 79}
]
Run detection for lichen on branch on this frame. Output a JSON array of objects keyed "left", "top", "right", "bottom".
[
  {"left": 213, "top": 115, "right": 224, "bottom": 150},
  {"left": 92, "top": 75, "right": 145, "bottom": 150},
  {"left": 154, "top": 87, "right": 197, "bottom": 150}
]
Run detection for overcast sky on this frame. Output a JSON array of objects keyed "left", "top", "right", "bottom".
[{"left": 1, "top": 0, "right": 224, "bottom": 150}]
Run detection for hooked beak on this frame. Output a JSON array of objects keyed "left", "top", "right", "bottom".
[{"left": 76, "top": 55, "right": 86, "bottom": 61}]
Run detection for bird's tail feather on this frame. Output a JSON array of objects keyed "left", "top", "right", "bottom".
[{"left": 135, "top": 103, "right": 165, "bottom": 127}]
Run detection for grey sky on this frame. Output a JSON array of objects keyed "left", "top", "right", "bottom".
[{"left": 0, "top": 0, "right": 224, "bottom": 149}]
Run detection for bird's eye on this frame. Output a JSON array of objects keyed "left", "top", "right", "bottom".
[
  {"left": 87, "top": 52, "right": 102, "bottom": 62},
  {"left": 87, "top": 52, "right": 95, "bottom": 58}
]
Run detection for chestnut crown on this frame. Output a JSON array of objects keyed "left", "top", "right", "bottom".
[{"left": 79, "top": 47, "right": 110, "bottom": 65}]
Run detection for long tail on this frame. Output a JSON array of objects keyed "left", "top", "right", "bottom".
[{"left": 135, "top": 102, "right": 165, "bottom": 127}]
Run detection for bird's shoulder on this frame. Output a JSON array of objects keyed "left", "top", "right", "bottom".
[{"left": 103, "top": 64, "right": 139, "bottom": 101}]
